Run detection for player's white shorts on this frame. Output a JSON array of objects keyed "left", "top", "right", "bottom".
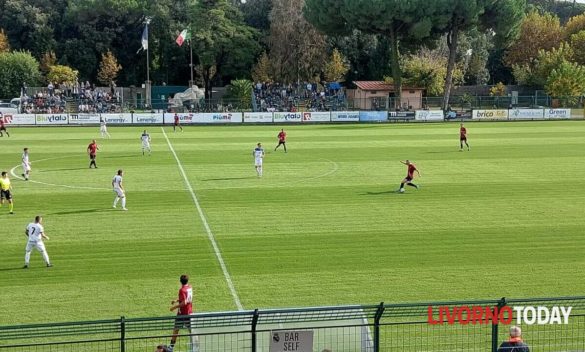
[
  {"left": 113, "top": 188, "right": 125, "bottom": 197},
  {"left": 100, "top": 126, "right": 108, "bottom": 133},
  {"left": 142, "top": 142, "right": 151, "bottom": 149},
  {"left": 26, "top": 240, "right": 46, "bottom": 253},
  {"left": 22, "top": 163, "right": 31, "bottom": 172},
  {"left": 255, "top": 158, "right": 263, "bottom": 167}
]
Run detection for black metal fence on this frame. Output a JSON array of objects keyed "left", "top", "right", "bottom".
[{"left": 1, "top": 296, "right": 584, "bottom": 351}]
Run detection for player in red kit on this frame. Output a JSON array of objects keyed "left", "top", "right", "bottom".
[
  {"left": 173, "top": 113, "right": 183, "bottom": 133},
  {"left": 0, "top": 114, "right": 9, "bottom": 137},
  {"left": 87, "top": 140, "right": 99, "bottom": 168},
  {"left": 460, "top": 123, "right": 470, "bottom": 151},
  {"left": 168, "top": 274, "right": 194, "bottom": 351},
  {"left": 398, "top": 160, "right": 420, "bottom": 193},
  {"left": 274, "top": 129, "right": 287, "bottom": 153}
]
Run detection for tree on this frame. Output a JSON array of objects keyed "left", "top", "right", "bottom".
[
  {"left": 190, "top": 0, "right": 260, "bottom": 98},
  {"left": 564, "top": 13, "right": 585, "bottom": 39},
  {"left": 436, "top": 0, "right": 525, "bottom": 110},
  {"left": 269, "top": 0, "right": 327, "bottom": 83},
  {"left": 401, "top": 47, "right": 463, "bottom": 96},
  {"left": 46, "top": 64, "right": 78, "bottom": 85},
  {"left": 505, "top": 11, "right": 563, "bottom": 68},
  {"left": 305, "top": 0, "right": 443, "bottom": 108},
  {"left": 323, "top": 49, "right": 350, "bottom": 82},
  {"left": 545, "top": 61, "right": 585, "bottom": 100},
  {"left": 489, "top": 82, "right": 507, "bottom": 96},
  {"left": 97, "top": 50, "right": 122, "bottom": 86},
  {"left": 225, "top": 79, "right": 253, "bottom": 109},
  {"left": 569, "top": 31, "right": 585, "bottom": 66},
  {"left": 513, "top": 42, "right": 574, "bottom": 87},
  {"left": 251, "top": 52, "right": 272, "bottom": 82},
  {"left": 0, "top": 51, "right": 41, "bottom": 98},
  {"left": 0, "top": 29, "right": 9, "bottom": 53},
  {"left": 39, "top": 51, "right": 57, "bottom": 80}
]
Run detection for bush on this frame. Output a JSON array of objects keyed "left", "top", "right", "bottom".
[{"left": 0, "top": 51, "right": 41, "bottom": 98}]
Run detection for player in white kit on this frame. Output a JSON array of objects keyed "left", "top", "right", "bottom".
[
  {"left": 24, "top": 215, "right": 52, "bottom": 268},
  {"left": 253, "top": 143, "right": 265, "bottom": 177},
  {"left": 21, "top": 148, "right": 31, "bottom": 181},
  {"left": 100, "top": 117, "right": 111, "bottom": 138},
  {"left": 112, "top": 169, "right": 127, "bottom": 211},
  {"left": 141, "top": 130, "right": 151, "bottom": 156}
]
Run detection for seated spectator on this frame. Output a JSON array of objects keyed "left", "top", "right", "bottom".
[{"left": 497, "top": 326, "right": 529, "bottom": 352}]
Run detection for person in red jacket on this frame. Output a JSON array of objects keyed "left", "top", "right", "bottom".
[
  {"left": 460, "top": 123, "right": 470, "bottom": 151},
  {"left": 398, "top": 160, "right": 420, "bottom": 193},
  {"left": 0, "top": 114, "right": 9, "bottom": 137},
  {"left": 87, "top": 140, "right": 99, "bottom": 169},
  {"left": 173, "top": 113, "right": 183, "bottom": 132},
  {"left": 275, "top": 129, "right": 287, "bottom": 153}
]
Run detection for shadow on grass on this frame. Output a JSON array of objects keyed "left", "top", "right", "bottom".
[
  {"left": 202, "top": 176, "right": 256, "bottom": 181},
  {"left": 362, "top": 190, "right": 401, "bottom": 196},
  {"left": 49, "top": 208, "right": 111, "bottom": 215},
  {"left": 0, "top": 267, "right": 29, "bottom": 272},
  {"left": 39, "top": 168, "right": 88, "bottom": 172}
]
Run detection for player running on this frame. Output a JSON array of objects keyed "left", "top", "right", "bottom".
[
  {"left": 112, "top": 169, "right": 127, "bottom": 211},
  {"left": 0, "top": 113, "right": 9, "bottom": 137},
  {"left": 100, "top": 117, "right": 111, "bottom": 138},
  {"left": 253, "top": 143, "right": 265, "bottom": 177},
  {"left": 274, "top": 129, "right": 287, "bottom": 153},
  {"left": 21, "top": 148, "right": 31, "bottom": 180},
  {"left": 87, "top": 140, "right": 99, "bottom": 168},
  {"left": 398, "top": 160, "right": 420, "bottom": 193},
  {"left": 460, "top": 123, "right": 470, "bottom": 151},
  {"left": 173, "top": 113, "right": 183, "bottom": 132},
  {"left": 24, "top": 215, "right": 52, "bottom": 268},
  {"left": 0, "top": 171, "right": 14, "bottom": 214},
  {"left": 141, "top": 130, "right": 151, "bottom": 156}
]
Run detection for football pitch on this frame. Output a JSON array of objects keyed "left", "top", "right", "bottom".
[{"left": 0, "top": 121, "right": 584, "bottom": 326}]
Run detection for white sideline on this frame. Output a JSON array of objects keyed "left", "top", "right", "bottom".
[{"left": 161, "top": 127, "right": 244, "bottom": 311}]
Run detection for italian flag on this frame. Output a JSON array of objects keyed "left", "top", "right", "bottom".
[{"left": 176, "top": 29, "right": 191, "bottom": 46}]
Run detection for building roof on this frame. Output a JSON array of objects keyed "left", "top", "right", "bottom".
[
  {"left": 353, "top": 81, "right": 393, "bottom": 91},
  {"left": 353, "top": 81, "right": 424, "bottom": 92}
]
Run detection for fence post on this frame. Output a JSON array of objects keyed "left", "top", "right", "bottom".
[
  {"left": 491, "top": 297, "right": 506, "bottom": 352},
  {"left": 120, "top": 316, "right": 126, "bottom": 352},
  {"left": 373, "top": 302, "right": 385, "bottom": 352},
  {"left": 251, "top": 309, "right": 259, "bottom": 352}
]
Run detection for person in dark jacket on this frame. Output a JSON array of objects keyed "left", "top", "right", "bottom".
[{"left": 498, "top": 326, "right": 530, "bottom": 352}]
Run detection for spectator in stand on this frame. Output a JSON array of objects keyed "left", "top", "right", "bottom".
[
  {"left": 47, "top": 82, "right": 54, "bottom": 96},
  {"left": 497, "top": 326, "right": 529, "bottom": 352}
]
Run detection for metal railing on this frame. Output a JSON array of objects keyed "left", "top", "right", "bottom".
[{"left": 1, "top": 296, "right": 584, "bottom": 351}]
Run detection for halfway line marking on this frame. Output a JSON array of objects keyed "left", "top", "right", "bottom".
[{"left": 161, "top": 127, "right": 244, "bottom": 311}]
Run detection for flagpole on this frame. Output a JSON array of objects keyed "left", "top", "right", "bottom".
[
  {"left": 145, "top": 18, "right": 151, "bottom": 109},
  {"left": 189, "top": 39, "right": 194, "bottom": 87}
]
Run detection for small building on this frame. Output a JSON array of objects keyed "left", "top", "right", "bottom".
[{"left": 347, "top": 81, "right": 424, "bottom": 110}]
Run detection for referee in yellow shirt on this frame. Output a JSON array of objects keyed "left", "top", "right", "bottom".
[{"left": 0, "top": 171, "right": 14, "bottom": 214}]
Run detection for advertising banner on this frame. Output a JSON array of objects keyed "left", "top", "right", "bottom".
[
  {"left": 415, "top": 110, "right": 444, "bottom": 121},
  {"left": 273, "top": 112, "right": 302, "bottom": 123},
  {"left": 269, "top": 331, "right": 313, "bottom": 352},
  {"left": 243, "top": 112, "right": 273, "bottom": 123},
  {"left": 472, "top": 110, "right": 509, "bottom": 120},
  {"left": 191, "top": 112, "right": 243, "bottom": 124},
  {"left": 359, "top": 111, "right": 388, "bottom": 122},
  {"left": 508, "top": 109, "right": 544, "bottom": 120},
  {"left": 35, "top": 114, "right": 69, "bottom": 125},
  {"left": 133, "top": 113, "right": 164, "bottom": 124},
  {"left": 330, "top": 111, "right": 360, "bottom": 122},
  {"left": 302, "top": 112, "right": 330, "bottom": 122},
  {"left": 102, "top": 113, "right": 132, "bottom": 124},
  {"left": 388, "top": 111, "right": 416, "bottom": 120},
  {"left": 2, "top": 114, "right": 36, "bottom": 125},
  {"left": 69, "top": 113, "right": 101, "bottom": 125},
  {"left": 544, "top": 109, "right": 571, "bottom": 119}
]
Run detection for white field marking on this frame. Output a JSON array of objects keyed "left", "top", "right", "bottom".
[
  {"left": 10, "top": 156, "right": 110, "bottom": 191},
  {"left": 161, "top": 127, "right": 244, "bottom": 311}
]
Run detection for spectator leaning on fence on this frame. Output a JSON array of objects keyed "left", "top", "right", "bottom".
[{"left": 497, "top": 326, "right": 530, "bottom": 352}]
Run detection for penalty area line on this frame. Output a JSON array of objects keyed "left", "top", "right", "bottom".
[{"left": 161, "top": 127, "right": 244, "bottom": 311}]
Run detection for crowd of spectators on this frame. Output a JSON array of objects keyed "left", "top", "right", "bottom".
[
  {"left": 253, "top": 82, "right": 346, "bottom": 112},
  {"left": 20, "top": 81, "right": 122, "bottom": 114}
]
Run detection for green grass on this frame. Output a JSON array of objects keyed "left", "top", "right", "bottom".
[{"left": 0, "top": 121, "right": 584, "bottom": 326}]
